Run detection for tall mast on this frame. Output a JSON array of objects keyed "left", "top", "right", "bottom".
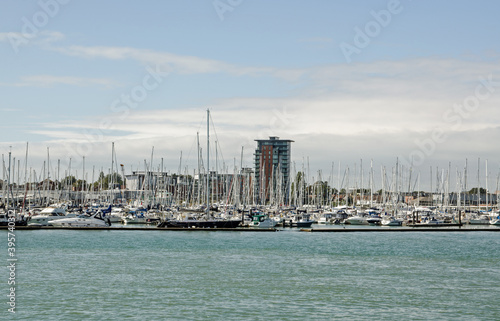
[
  {"left": 486, "top": 159, "right": 489, "bottom": 212},
  {"left": 206, "top": 108, "right": 210, "bottom": 213},
  {"left": 370, "top": 159, "right": 373, "bottom": 208},
  {"left": 82, "top": 155, "right": 85, "bottom": 206},
  {"left": 197, "top": 132, "right": 200, "bottom": 205},
  {"left": 215, "top": 141, "right": 218, "bottom": 204},
  {"left": 477, "top": 157, "right": 480, "bottom": 211},
  {"left": 7, "top": 148, "right": 11, "bottom": 210},
  {"left": 22, "top": 142, "right": 29, "bottom": 212},
  {"left": 111, "top": 142, "right": 115, "bottom": 204},
  {"left": 46, "top": 147, "right": 50, "bottom": 206}
]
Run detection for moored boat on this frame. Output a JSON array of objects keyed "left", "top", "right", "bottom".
[
  {"left": 48, "top": 211, "right": 111, "bottom": 227},
  {"left": 28, "top": 204, "right": 72, "bottom": 226},
  {"left": 381, "top": 217, "right": 403, "bottom": 226},
  {"left": 366, "top": 216, "right": 382, "bottom": 226},
  {"left": 344, "top": 216, "right": 369, "bottom": 225},
  {"left": 469, "top": 215, "right": 490, "bottom": 225},
  {"left": 248, "top": 214, "right": 277, "bottom": 228},
  {"left": 0, "top": 211, "right": 28, "bottom": 226},
  {"left": 157, "top": 217, "right": 241, "bottom": 228}
]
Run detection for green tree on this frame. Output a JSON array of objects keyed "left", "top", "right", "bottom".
[
  {"left": 468, "top": 187, "right": 487, "bottom": 194},
  {"left": 93, "top": 172, "right": 124, "bottom": 190},
  {"left": 73, "top": 179, "right": 88, "bottom": 191},
  {"left": 61, "top": 175, "right": 77, "bottom": 186}
]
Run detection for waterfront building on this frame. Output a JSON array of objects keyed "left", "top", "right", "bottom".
[{"left": 254, "top": 136, "right": 293, "bottom": 204}]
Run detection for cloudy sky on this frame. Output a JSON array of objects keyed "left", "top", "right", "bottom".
[{"left": 1, "top": 0, "right": 500, "bottom": 191}]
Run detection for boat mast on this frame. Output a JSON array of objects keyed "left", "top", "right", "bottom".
[
  {"left": 82, "top": 155, "right": 85, "bottom": 206},
  {"left": 111, "top": 142, "right": 115, "bottom": 205},
  {"left": 7, "top": 148, "right": 11, "bottom": 211},
  {"left": 206, "top": 108, "right": 210, "bottom": 215},
  {"left": 485, "top": 159, "right": 488, "bottom": 213},
  {"left": 46, "top": 147, "right": 50, "bottom": 206},
  {"left": 477, "top": 158, "right": 480, "bottom": 212},
  {"left": 22, "top": 142, "right": 29, "bottom": 213},
  {"left": 370, "top": 159, "right": 373, "bottom": 208}
]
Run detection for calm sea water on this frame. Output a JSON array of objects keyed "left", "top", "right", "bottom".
[{"left": 2, "top": 228, "right": 500, "bottom": 320}]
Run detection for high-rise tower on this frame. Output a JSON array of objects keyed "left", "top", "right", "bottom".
[{"left": 254, "top": 136, "right": 293, "bottom": 204}]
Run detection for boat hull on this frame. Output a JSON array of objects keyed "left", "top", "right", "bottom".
[{"left": 157, "top": 220, "right": 242, "bottom": 228}]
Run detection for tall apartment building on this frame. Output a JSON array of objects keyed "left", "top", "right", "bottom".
[{"left": 254, "top": 136, "right": 293, "bottom": 204}]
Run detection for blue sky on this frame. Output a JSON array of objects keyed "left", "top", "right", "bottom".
[{"left": 1, "top": 0, "right": 500, "bottom": 190}]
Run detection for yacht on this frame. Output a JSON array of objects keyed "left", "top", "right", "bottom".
[
  {"left": 381, "top": 217, "right": 403, "bottom": 226},
  {"left": 317, "top": 212, "right": 334, "bottom": 224},
  {"left": 106, "top": 207, "right": 127, "bottom": 224},
  {"left": 425, "top": 217, "right": 445, "bottom": 225},
  {"left": 469, "top": 215, "right": 490, "bottom": 225},
  {"left": 248, "top": 214, "right": 277, "bottom": 228},
  {"left": 157, "top": 213, "right": 242, "bottom": 228},
  {"left": 28, "top": 205, "right": 73, "bottom": 226},
  {"left": 366, "top": 215, "right": 382, "bottom": 225},
  {"left": 289, "top": 213, "right": 315, "bottom": 228},
  {"left": 0, "top": 210, "right": 28, "bottom": 226},
  {"left": 48, "top": 211, "right": 111, "bottom": 227},
  {"left": 344, "top": 215, "right": 369, "bottom": 225}
]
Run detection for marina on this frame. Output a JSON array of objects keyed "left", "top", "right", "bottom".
[{"left": 3, "top": 111, "right": 500, "bottom": 231}]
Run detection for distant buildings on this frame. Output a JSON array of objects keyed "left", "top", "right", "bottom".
[{"left": 254, "top": 136, "right": 293, "bottom": 204}]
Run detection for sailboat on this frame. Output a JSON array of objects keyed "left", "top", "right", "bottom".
[{"left": 157, "top": 109, "right": 241, "bottom": 229}]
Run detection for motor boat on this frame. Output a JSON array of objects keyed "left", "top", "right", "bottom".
[
  {"left": 0, "top": 210, "right": 28, "bottom": 226},
  {"left": 469, "top": 215, "right": 490, "bottom": 225},
  {"left": 248, "top": 214, "right": 277, "bottom": 228},
  {"left": 48, "top": 211, "right": 111, "bottom": 227},
  {"left": 381, "top": 217, "right": 403, "bottom": 226},
  {"left": 344, "top": 215, "right": 369, "bottom": 225},
  {"left": 28, "top": 205, "right": 74, "bottom": 226}
]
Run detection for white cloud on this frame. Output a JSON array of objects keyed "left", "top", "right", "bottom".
[
  {"left": 0, "top": 30, "right": 64, "bottom": 50},
  {"left": 53, "top": 45, "right": 275, "bottom": 77}
]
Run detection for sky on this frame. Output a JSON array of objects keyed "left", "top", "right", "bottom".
[{"left": 1, "top": 0, "right": 500, "bottom": 191}]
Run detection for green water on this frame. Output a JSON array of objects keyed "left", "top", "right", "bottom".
[{"left": 2, "top": 229, "right": 500, "bottom": 320}]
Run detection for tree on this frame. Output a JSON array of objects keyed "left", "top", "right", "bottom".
[
  {"left": 61, "top": 175, "right": 77, "bottom": 186},
  {"left": 93, "top": 172, "right": 124, "bottom": 190},
  {"left": 468, "top": 187, "right": 487, "bottom": 194},
  {"left": 73, "top": 179, "right": 87, "bottom": 191}
]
